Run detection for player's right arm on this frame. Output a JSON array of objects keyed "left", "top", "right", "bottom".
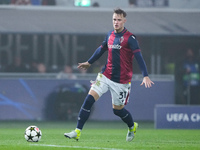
[
  {"left": 78, "top": 47, "right": 105, "bottom": 70},
  {"left": 88, "top": 46, "right": 106, "bottom": 64},
  {"left": 78, "top": 35, "right": 108, "bottom": 70},
  {"left": 78, "top": 61, "right": 91, "bottom": 70}
]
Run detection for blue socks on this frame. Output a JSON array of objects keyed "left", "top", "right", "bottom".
[
  {"left": 76, "top": 94, "right": 95, "bottom": 130},
  {"left": 113, "top": 108, "right": 134, "bottom": 128},
  {"left": 76, "top": 94, "right": 133, "bottom": 130}
]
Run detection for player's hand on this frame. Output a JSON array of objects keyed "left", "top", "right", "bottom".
[
  {"left": 140, "top": 76, "right": 154, "bottom": 88},
  {"left": 78, "top": 61, "right": 91, "bottom": 70}
]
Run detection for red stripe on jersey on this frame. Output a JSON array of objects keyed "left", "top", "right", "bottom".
[
  {"left": 119, "top": 31, "right": 134, "bottom": 83},
  {"left": 133, "top": 49, "right": 141, "bottom": 53}
]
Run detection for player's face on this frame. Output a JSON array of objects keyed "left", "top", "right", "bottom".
[{"left": 112, "top": 13, "right": 126, "bottom": 33}]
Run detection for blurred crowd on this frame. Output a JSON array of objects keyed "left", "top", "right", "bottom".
[
  {"left": 0, "top": 55, "right": 104, "bottom": 78},
  {"left": 175, "top": 48, "right": 200, "bottom": 104},
  {"left": 0, "top": 56, "right": 48, "bottom": 73},
  {"left": 1, "top": 0, "right": 200, "bottom": 8},
  {"left": 0, "top": 0, "right": 169, "bottom": 7},
  {"left": 0, "top": 0, "right": 100, "bottom": 7},
  {"left": 0, "top": 0, "right": 56, "bottom": 5}
]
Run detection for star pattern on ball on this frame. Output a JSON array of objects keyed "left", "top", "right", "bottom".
[
  {"left": 29, "top": 127, "right": 35, "bottom": 131},
  {"left": 36, "top": 131, "right": 41, "bottom": 138},
  {"left": 27, "top": 134, "right": 34, "bottom": 141}
]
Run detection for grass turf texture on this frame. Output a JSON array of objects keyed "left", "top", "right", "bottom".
[{"left": 0, "top": 121, "right": 200, "bottom": 150}]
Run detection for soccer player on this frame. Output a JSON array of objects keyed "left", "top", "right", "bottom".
[{"left": 64, "top": 8, "right": 154, "bottom": 142}]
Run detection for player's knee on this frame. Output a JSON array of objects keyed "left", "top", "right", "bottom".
[{"left": 88, "top": 90, "right": 99, "bottom": 101}]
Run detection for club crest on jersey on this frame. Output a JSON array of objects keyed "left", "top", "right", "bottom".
[{"left": 119, "top": 36, "right": 124, "bottom": 43}]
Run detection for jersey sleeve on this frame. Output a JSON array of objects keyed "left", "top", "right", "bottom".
[
  {"left": 134, "top": 52, "right": 148, "bottom": 77},
  {"left": 88, "top": 46, "right": 106, "bottom": 64},
  {"left": 87, "top": 35, "right": 108, "bottom": 64},
  {"left": 128, "top": 35, "right": 140, "bottom": 52},
  {"left": 128, "top": 35, "right": 148, "bottom": 77},
  {"left": 100, "top": 35, "right": 108, "bottom": 50}
]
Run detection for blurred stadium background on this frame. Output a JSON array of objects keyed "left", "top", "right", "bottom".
[{"left": 0, "top": 0, "right": 200, "bottom": 128}]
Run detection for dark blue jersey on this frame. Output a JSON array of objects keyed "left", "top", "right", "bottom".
[{"left": 88, "top": 28, "right": 148, "bottom": 84}]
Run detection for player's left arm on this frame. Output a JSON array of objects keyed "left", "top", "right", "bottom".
[
  {"left": 140, "top": 76, "right": 154, "bottom": 88},
  {"left": 134, "top": 52, "right": 154, "bottom": 88},
  {"left": 128, "top": 35, "right": 154, "bottom": 88}
]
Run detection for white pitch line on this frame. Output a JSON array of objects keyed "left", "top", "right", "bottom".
[{"left": 32, "top": 144, "right": 125, "bottom": 150}]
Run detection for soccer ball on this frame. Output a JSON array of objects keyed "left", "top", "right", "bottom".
[{"left": 24, "top": 125, "right": 42, "bottom": 142}]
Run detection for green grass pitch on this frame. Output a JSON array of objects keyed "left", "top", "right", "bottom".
[{"left": 0, "top": 121, "right": 199, "bottom": 150}]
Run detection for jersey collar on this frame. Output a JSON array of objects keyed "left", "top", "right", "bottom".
[{"left": 114, "top": 27, "right": 127, "bottom": 35}]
